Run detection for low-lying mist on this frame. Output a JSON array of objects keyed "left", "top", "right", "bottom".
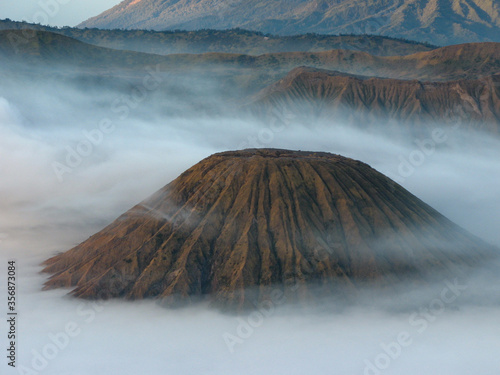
[{"left": 1, "top": 72, "right": 499, "bottom": 375}]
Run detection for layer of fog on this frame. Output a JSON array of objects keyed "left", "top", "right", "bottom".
[
  {"left": 1, "top": 72, "right": 499, "bottom": 374},
  {"left": 2, "top": 260, "right": 500, "bottom": 375}
]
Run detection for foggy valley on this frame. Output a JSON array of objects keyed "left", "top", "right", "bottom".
[{"left": 1, "top": 62, "right": 500, "bottom": 374}]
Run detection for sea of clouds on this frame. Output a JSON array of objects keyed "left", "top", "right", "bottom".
[{"left": 1, "top": 70, "right": 499, "bottom": 375}]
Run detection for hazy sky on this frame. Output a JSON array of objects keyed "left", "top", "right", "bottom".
[{"left": 0, "top": 0, "right": 122, "bottom": 27}]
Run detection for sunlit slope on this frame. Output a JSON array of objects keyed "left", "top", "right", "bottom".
[{"left": 79, "top": 0, "right": 500, "bottom": 45}]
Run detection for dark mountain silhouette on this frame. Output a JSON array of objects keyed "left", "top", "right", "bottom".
[
  {"left": 0, "top": 19, "right": 437, "bottom": 57},
  {"left": 78, "top": 0, "right": 500, "bottom": 46},
  {"left": 2, "top": 30, "right": 499, "bottom": 84},
  {"left": 43, "top": 149, "right": 495, "bottom": 309}
]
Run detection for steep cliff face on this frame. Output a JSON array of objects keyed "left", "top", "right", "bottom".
[
  {"left": 43, "top": 149, "right": 493, "bottom": 309},
  {"left": 251, "top": 67, "right": 500, "bottom": 132}
]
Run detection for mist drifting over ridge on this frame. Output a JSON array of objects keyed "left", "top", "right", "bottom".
[{"left": 1, "top": 41, "right": 500, "bottom": 375}]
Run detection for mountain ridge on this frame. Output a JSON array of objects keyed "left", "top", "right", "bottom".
[
  {"left": 251, "top": 66, "right": 500, "bottom": 132},
  {"left": 1, "top": 30, "right": 499, "bottom": 132},
  {"left": 78, "top": 0, "right": 500, "bottom": 46},
  {"left": 0, "top": 19, "right": 437, "bottom": 57},
  {"left": 2, "top": 30, "right": 498, "bottom": 83}
]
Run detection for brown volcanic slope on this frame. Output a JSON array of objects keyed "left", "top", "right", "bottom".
[
  {"left": 43, "top": 149, "right": 493, "bottom": 309},
  {"left": 251, "top": 67, "right": 500, "bottom": 133}
]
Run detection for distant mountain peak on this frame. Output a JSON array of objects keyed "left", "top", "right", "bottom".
[{"left": 78, "top": 0, "right": 500, "bottom": 46}]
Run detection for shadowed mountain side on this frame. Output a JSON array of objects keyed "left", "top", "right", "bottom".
[
  {"left": 42, "top": 149, "right": 495, "bottom": 310},
  {"left": 250, "top": 67, "right": 500, "bottom": 133},
  {"left": 0, "top": 19, "right": 437, "bottom": 57},
  {"left": 0, "top": 30, "right": 167, "bottom": 70},
  {"left": 1, "top": 31, "right": 499, "bottom": 86},
  {"left": 78, "top": 0, "right": 500, "bottom": 46},
  {"left": 1, "top": 31, "right": 499, "bottom": 78}
]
